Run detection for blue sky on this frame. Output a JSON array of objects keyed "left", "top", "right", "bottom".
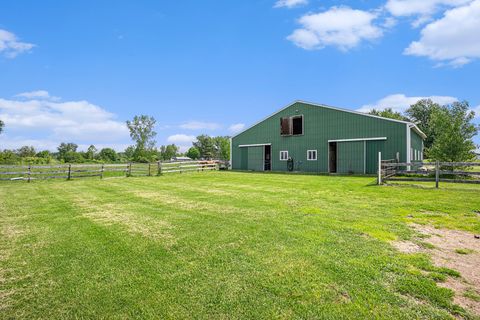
[{"left": 1, "top": 0, "right": 479, "bottom": 152}]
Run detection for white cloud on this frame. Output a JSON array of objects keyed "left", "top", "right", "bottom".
[
  {"left": 385, "top": 0, "right": 472, "bottom": 26},
  {"left": 274, "top": 0, "right": 308, "bottom": 9},
  {"left": 474, "top": 105, "right": 480, "bottom": 119},
  {"left": 0, "top": 92, "right": 129, "bottom": 150},
  {"left": 358, "top": 94, "right": 458, "bottom": 113},
  {"left": 15, "top": 90, "right": 59, "bottom": 101},
  {"left": 179, "top": 121, "right": 221, "bottom": 130},
  {"left": 228, "top": 123, "right": 245, "bottom": 134},
  {"left": 404, "top": 0, "right": 480, "bottom": 67},
  {"left": 166, "top": 134, "right": 196, "bottom": 153},
  {"left": 0, "top": 29, "right": 35, "bottom": 58},
  {"left": 167, "top": 134, "right": 196, "bottom": 144},
  {"left": 287, "top": 6, "right": 383, "bottom": 51}
]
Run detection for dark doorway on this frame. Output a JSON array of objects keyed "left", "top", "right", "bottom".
[
  {"left": 329, "top": 142, "right": 337, "bottom": 173},
  {"left": 264, "top": 145, "right": 271, "bottom": 171}
]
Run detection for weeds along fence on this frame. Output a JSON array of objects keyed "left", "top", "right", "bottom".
[
  {"left": 377, "top": 152, "right": 480, "bottom": 188},
  {"left": 0, "top": 160, "right": 220, "bottom": 182}
]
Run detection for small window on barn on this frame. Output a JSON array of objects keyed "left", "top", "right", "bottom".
[
  {"left": 292, "top": 116, "right": 303, "bottom": 135},
  {"left": 280, "top": 117, "right": 291, "bottom": 136},
  {"left": 280, "top": 151, "right": 289, "bottom": 161},
  {"left": 307, "top": 150, "right": 317, "bottom": 161}
]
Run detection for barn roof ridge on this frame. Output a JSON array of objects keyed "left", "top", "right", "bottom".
[{"left": 232, "top": 100, "right": 426, "bottom": 139}]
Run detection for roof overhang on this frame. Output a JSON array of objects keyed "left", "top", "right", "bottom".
[{"left": 238, "top": 143, "right": 271, "bottom": 148}]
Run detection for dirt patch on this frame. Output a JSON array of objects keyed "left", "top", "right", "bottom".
[
  {"left": 392, "top": 241, "right": 423, "bottom": 254},
  {"left": 393, "top": 224, "right": 480, "bottom": 315}
]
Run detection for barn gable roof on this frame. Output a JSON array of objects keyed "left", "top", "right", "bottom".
[{"left": 232, "top": 100, "right": 427, "bottom": 139}]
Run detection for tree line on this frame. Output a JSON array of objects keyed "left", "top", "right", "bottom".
[
  {"left": 0, "top": 115, "right": 230, "bottom": 165},
  {"left": 368, "top": 99, "right": 479, "bottom": 162}
]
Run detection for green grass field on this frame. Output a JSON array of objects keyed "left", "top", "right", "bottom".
[{"left": 1, "top": 172, "right": 480, "bottom": 319}]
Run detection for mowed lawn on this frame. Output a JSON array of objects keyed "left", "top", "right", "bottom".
[{"left": 1, "top": 172, "right": 480, "bottom": 319}]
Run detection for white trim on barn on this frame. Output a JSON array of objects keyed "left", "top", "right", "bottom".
[
  {"left": 307, "top": 150, "right": 317, "bottom": 161},
  {"left": 229, "top": 137, "right": 233, "bottom": 168},
  {"left": 328, "top": 137, "right": 387, "bottom": 143},
  {"left": 238, "top": 143, "right": 272, "bottom": 148},
  {"left": 406, "top": 123, "right": 412, "bottom": 170}
]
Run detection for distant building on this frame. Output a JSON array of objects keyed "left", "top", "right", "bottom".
[{"left": 171, "top": 156, "right": 192, "bottom": 162}]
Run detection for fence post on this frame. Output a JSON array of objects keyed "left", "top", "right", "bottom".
[
  {"left": 435, "top": 160, "right": 440, "bottom": 189},
  {"left": 100, "top": 164, "right": 104, "bottom": 179},
  {"left": 157, "top": 161, "right": 162, "bottom": 176},
  {"left": 378, "top": 152, "right": 382, "bottom": 185},
  {"left": 27, "top": 164, "right": 31, "bottom": 183},
  {"left": 128, "top": 163, "right": 132, "bottom": 177},
  {"left": 67, "top": 164, "right": 72, "bottom": 180}
]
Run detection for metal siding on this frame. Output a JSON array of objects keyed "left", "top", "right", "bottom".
[
  {"left": 232, "top": 102, "right": 408, "bottom": 173},
  {"left": 337, "top": 141, "right": 364, "bottom": 174},
  {"left": 239, "top": 148, "right": 248, "bottom": 170},
  {"left": 247, "top": 146, "right": 264, "bottom": 171}
]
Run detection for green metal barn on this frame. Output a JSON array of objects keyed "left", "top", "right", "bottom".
[{"left": 231, "top": 101, "right": 425, "bottom": 174}]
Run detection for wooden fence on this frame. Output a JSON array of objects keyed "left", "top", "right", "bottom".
[
  {"left": 377, "top": 152, "right": 480, "bottom": 187},
  {"left": 0, "top": 160, "right": 220, "bottom": 182}
]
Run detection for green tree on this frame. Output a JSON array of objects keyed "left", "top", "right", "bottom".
[
  {"left": 160, "top": 144, "right": 178, "bottom": 161},
  {"left": 0, "top": 150, "right": 19, "bottom": 164},
  {"left": 63, "top": 151, "right": 85, "bottom": 163},
  {"left": 193, "top": 135, "right": 215, "bottom": 159},
  {"left": 98, "top": 148, "right": 118, "bottom": 162},
  {"left": 57, "top": 143, "right": 78, "bottom": 162},
  {"left": 17, "top": 146, "right": 36, "bottom": 158},
  {"left": 213, "top": 136, "right": 230, "bottom": 160},
  {"left": 85, "top": 145, "right": 97, "bottom": 160},
  {"left": 36, "top": 150, "right": 52, "bottom": 159},
  {"left": 186, "top": 146, "right": 200, "bottom": 160},
  {"left": 126, "top": 115, "right": 157, "bottom": 160},
  {"left": 123, "top": 146, "right": 136, "bottom": 161},
  {"left": 368, "top": 108, "right": 409, "bottom": 121},
  {"left": 428, "top": 101, "right": 478, "bottom": 163},
  {"left": 405, "top": 99, "right": 441, "bottom": 155}
]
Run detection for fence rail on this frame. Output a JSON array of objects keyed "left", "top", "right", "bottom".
[
  {"left": 0, "top": 160, "right": 222, "bottom": 182},
  {"left": 377, "top": 152, "right": 480, "bottom": 188}
]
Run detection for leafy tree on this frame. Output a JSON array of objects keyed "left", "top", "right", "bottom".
[
  {"left": 63, "top": 151, "right": 85, "bottom": 163},
  {"left": 0, "top": 119, "right": 4, "bottom": 135},
  {"left": 85, "top": 145, "right": 97, "bottom": 160},
  {"left": 405, "top": 99, "right": 441, "bottom": 154},
  {"left": 186, "top": 146, "right": 200, "bottom": 160},
  {"left": 123, "top": 146, "right": 136, "bottom": 161},
  {"left": 97, "top": 148, "right": 118, "bottom": 162},
  {"left": 57, "top": 143, "right": 78, "bottom": 162},
  {"left": 36, "top": 150, "right": 52, "bottom": 159},
  {"left": 0, "top": 150, "right": 19, "bottom": 164},
  {"left": 368, "top": 108, "right": 409, "bottom": 121},
  {"left": 126, "top": 115, "right": 157, "bottom": 160},
  {"left": 193, "top": 135, "right": 215, "bottom": 159},
  {"left": 159, "top": 144, "right": 178, "bottom": 161},
  {"left": 428, "top": 101, "right": 478, "bottom": 163},
  {"left": 17, "top": 146, "right": 36, "bottom": 158},
  {"left": 213, "top": 136, "right": 230, "bottom": 160}
]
